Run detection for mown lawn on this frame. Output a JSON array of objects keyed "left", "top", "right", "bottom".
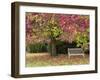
[{"left": 26, "top": 53, "right": 89, "bottom": 67}]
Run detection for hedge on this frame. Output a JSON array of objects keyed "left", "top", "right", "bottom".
[{"left": 26, "top": 40, "right": 79, "bottom": 54}]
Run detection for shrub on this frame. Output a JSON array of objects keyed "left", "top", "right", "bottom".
[
  {"left": 56, "top": 40, "right": 77, "bottom": 54},
  {"left": 26, "top": 40, "right": 87, "bottom": 54},
  {"left": 26, "top": 43, "right": 47, "bottom": 53}
]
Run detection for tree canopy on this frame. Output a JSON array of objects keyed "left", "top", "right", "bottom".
[{"left": 26, "top": 12, "right": 89, "bottom": 50}]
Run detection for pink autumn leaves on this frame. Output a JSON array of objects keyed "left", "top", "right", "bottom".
[
  {"left": 59, "top": 14, "right": 89, "bottom": 33},
  {"left": 58, "top": 14, "right": 89, "bottom": 42},
  {"left": 26, "top": 13, "right": 89, "bottom": 44}
]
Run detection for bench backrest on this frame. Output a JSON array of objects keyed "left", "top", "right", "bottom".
[{"left": 68, "top": 48, "right": 83, "bottom": 54}]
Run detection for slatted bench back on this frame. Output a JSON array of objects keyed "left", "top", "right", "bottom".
[
  {"left": 68, "top": 48, "right": 83, "bottom": 54},
  {"left": 68, "top": 48, "right": 84, "bottom": 58}
]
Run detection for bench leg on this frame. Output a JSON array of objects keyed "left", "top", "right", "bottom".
[
  {"left": 82, "top": 54, "right": 85, "bottom": 58},
  {"left": 68, "top": 54, "right": 70, "bottom": 59}
]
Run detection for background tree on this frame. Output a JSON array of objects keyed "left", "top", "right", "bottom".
[
  {"left": 75, "top": 28, "right": 89, "bottom": 52},
  {"left": 59, "top": 14, "right": 89, "bottom": 51},
  {"left": 26, "top": 13, "right": 62, "bottom": 56}
]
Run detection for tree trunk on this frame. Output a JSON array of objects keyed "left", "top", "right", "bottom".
[
  {"left": 48, "top": 38, "right": 57, "bottom": 56},
  {"left": 51, "top": 39, "right": 57, "bottom": 56}
]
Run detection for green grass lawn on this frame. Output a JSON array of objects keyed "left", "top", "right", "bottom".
[{"left": 26, "top": 53, "right": 89, "bottom": 67}]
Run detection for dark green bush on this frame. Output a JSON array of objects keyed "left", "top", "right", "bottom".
[
  {"left": 56, "top": 40, "right": 77, "bottom": 54},
  {"left": 26, "top": 41, "right": 84, "bottom": 54},
  {"left": 47, "top": 43, "right": 52, "bottom": 54},
  {"left": 56, "top": 40, "right": 67, "bottom": 54},
  {"left": 26, "top": 43, "right": 47, "bottom": 53}
]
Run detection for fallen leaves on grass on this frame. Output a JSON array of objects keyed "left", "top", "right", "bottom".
[{"left": 26, "top": 53, "right": 89, "bottom": 67}]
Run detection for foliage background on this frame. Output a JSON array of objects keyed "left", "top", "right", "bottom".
[{"left": 26, "top": 12, "right": 89, "bottom": 55}]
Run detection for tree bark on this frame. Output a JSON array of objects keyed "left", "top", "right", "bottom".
[{"left": 48, "top": 38, "right": 57, "bottom": 56}]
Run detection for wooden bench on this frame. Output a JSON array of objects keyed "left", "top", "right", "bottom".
[{"left": 68, "top": 48, "right": 85, "bottom": 58}]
